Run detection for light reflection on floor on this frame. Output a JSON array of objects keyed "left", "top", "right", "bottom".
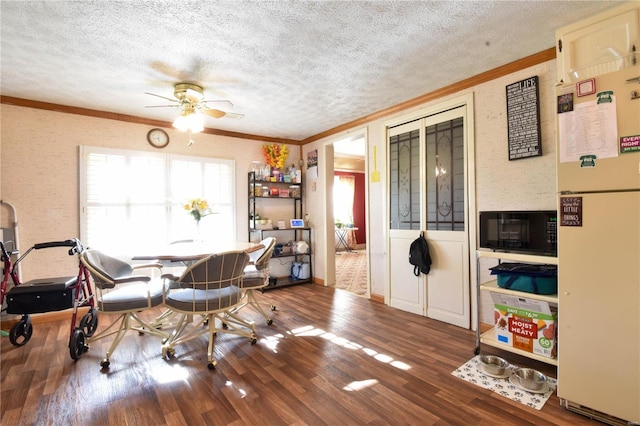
[
  {"left": 151, "top": 364, "right": 190, "bottom": 384},
  {"left": 150, "top": 324, "right": 411, "bottom": 390},
  {"left": 286, "top": 324, "right": 412, "bottom": 390},
  {"left": 286, "top": 325, "right": 411, "bottom": 371}
]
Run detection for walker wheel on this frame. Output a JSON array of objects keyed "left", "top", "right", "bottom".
[
  {"left": 80, "top": 308, "right": 99, "bottom": 337},
  {"left": 69, "top": 329, "right": 86, "bottom": 360},
  {"left": 9, "top": 317, "right": 33, "bottom": 347},
  {"left": 207, "top": 361, "right": 216, "bottom": 370},
  {"left": 250, "top": 337, "right": 257, "bottom": 345},
  {"left": 270, "top": 305, "right": 276, "bottom": 311},
  {"left": 266, "top": 319, "right": 273, "bottom": 326},
  {"left": 100, "top": 359, "right": 110, "bottom": 369}
]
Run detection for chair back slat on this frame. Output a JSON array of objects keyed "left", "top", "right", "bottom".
[
  {"left": 165, "top": 250, "right": 249, "bottom": 313},
  {"left": 179, "top": 251, "right": 249, "bottom": 290}
]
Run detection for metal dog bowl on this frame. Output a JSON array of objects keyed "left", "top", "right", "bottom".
[
  {"left": 514, "top": 368, "right": 547, "bottom": 391},
  {"left": 479, "top": 355, "right": 509, "bottom": 375}
]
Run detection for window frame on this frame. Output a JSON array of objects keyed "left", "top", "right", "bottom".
[{"left": 79, "top": 145, "right": 236, "bottom": 256}]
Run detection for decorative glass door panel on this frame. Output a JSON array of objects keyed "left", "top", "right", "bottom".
[
  {"left": 390, "top": 128, "right": 421, "bottom": 230},
  {"left": 426, "top": 117, "right": 465, "bottom": 231},
  {"left": 388, "top": 121, "right": 424, "bottom": 316}
]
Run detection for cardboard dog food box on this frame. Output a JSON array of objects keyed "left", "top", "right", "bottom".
[{"left": 491, "top": 293, "right": 557, "bottom": 359}]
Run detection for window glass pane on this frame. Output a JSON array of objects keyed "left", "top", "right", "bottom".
[
  {"left": 85, "top": 153, "right": 127, "bottom": 203},
  {"left": 170, "top": 159, "right": 204, "bottom": 201},
  {"left": 129, "top": 156, "right": 166, "bottom": 203},
  {"left": 85, "top": 206, "right": 128, "bottom": 255},
  {"left": 81, "top": 147, "right": 235, "bottom": 256},
  {"left": 202, "top": 162, "right": 234, "bottom": 242},
  {"left": 389, "top": 129, "right": 421, "bottom": 230}
]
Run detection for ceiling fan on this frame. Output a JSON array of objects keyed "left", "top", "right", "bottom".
[{"left": 145, "top": 83, "right": 243, "bottom": 132}]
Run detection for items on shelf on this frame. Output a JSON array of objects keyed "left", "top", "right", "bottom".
[
  {"left": 475, "top": 251, "right": 558, "bottom": 366},
  {"left": 251, "top": 161, "right": 302, "bottom": 184},
  {"left": 248, "top": 171, "right": 312, "bottom": 290}
]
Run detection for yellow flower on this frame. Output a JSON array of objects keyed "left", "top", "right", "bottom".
[{"left": 185, "top": 198, "right": 213, "bottom": 222}]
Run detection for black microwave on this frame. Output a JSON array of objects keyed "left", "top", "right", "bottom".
[{"left": 479, "top": 211, "right": 557, "bottom": 256}]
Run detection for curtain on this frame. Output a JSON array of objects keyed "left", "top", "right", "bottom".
[{"left": 334, "top": 175, "right": 357, "bottom": 248}]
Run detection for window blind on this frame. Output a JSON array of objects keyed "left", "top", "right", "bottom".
[{"left": 80, "top": 146, "right": 235, "bottom": 256}]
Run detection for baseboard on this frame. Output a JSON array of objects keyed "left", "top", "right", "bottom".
[
  {"left": 1, "top": 306, "right": 90, "bottom": 331},
  {"left": 370, "top": 293, "right": 384, "bottom": 304}
]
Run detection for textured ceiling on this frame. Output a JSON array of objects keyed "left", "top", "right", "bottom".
[{"left": 0, "top": 1, "right": 624, "bottom": 142}]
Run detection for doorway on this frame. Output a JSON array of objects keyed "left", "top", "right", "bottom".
[
  {"left": 324, "top": 134, "right": 369, "bottom": 297},
  {"left": 387, "top": 94, "right": 475, "bottom": 328}
]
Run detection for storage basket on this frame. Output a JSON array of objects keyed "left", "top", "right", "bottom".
[
  {"left": 489, "top": 262, "right": 557, "bottom": 294},
  {"left": 6, "top": 277, "right": 77, "bottom": 314}
]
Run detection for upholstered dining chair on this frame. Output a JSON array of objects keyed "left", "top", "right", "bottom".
[
  {"left": 80, "top": 249, "right": 168, "bottom": 369},
  {"left": 149, "top": 239, "right": 197, "bottom": 329},
  {"left": 227, "top": 237, "right": 277, "bottom": 325},
  {"left": 160, "top": 250, "right": 253, "bottom": 370}
]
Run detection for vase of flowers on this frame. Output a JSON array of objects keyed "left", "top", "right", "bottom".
[{"left": 184, "top": 198, "right": 212, "bottom": 240}]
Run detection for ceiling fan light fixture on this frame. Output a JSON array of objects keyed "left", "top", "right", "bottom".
[{"left": 173, "top": 107, "right": 204, "bottom": 133}]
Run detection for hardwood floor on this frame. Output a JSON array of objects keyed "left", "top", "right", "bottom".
[{"left": 1, "top": 284, "right": 600, "bottom": 425}]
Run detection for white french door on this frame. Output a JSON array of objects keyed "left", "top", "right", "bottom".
[
  {"left": 388, "top": 101, "right": 472, "bottom": 328},
  {"left": 388, "top": 122, "right": 424, "bottom": 314}
]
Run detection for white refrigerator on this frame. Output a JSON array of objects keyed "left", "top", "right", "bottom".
[{"left": 556, "top": 62, "right": 640, "bottom": 424}]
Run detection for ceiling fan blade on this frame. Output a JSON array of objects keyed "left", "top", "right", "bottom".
[
  {"left": 223, "top": 111, "right": 244, "bottom": 120},
  {"left": 145, "top": 92, "right": 178, "bottom": 103},
  {"left": 203, "top": 99, "right": 234, "bottom": 109},
  {"left": 204, "top": 108, "right": 226, "bottom": 119},
  {"left": 145, "top": 104, "right": 181, "bottom": 108}
]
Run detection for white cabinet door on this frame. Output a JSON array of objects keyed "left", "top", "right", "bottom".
[{"left": 556, "top": 2, "right": 639, "bottom": 84}]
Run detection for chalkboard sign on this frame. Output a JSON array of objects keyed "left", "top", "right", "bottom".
[
  {"left": 560, "top": 197, "right": 582, "bottom": 227},
  {"left": 506, "top": 76, "right": 541, "bottom": 160}
]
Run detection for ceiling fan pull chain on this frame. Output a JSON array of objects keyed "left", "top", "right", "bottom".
[{"left": 188, "top": 129, "right": 195, "bottom": 147}]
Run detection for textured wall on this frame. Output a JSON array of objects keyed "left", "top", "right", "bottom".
[{"left": 0, "top": 106, "right": 298, "bottom": 282}]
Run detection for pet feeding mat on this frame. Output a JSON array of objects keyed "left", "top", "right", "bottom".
[{"left": 451, "top": 355, "right": 557, "bottom": 410}]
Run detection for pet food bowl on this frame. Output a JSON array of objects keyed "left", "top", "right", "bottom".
[
  {"left": 514, "top": 368, "right": 547, "bottom": 391},
  {"left": 479, "top": 355, "right": 509, "bottom": 375}
]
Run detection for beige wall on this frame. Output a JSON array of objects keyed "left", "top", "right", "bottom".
[{"left": 0, "top": 106, "right": 298, "bottom": 281}]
